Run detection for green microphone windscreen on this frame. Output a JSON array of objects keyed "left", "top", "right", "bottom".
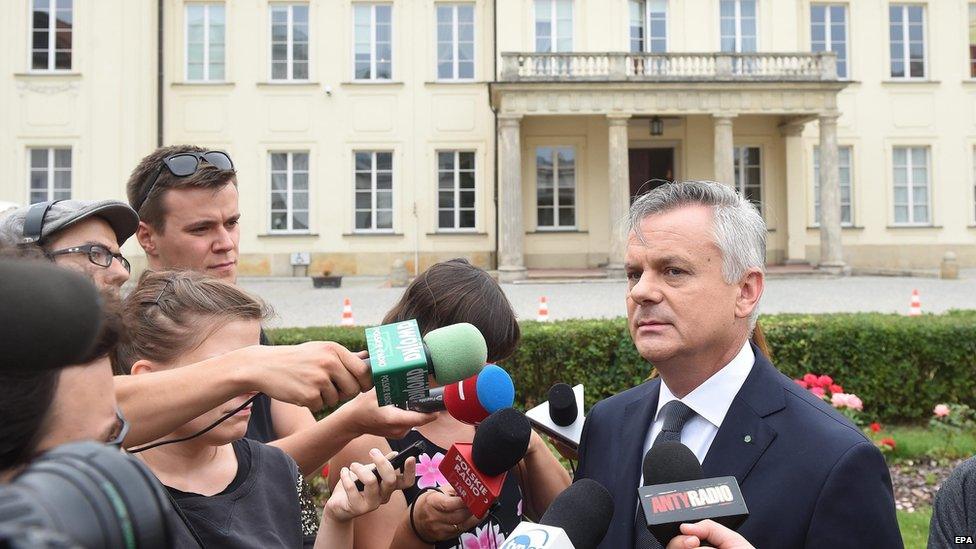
[{"left": 423, "top": 323, "right": 488, "bottom": 384}]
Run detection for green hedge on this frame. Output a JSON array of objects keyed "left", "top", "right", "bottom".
[{"left": 268, "top": 311, "right": 976, "bottom": 423}]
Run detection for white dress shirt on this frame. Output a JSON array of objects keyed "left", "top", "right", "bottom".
[{"left": 638, "top": 341, "right": 754, "bottom": 486}]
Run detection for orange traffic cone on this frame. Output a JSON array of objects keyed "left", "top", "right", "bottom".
[
  {"left": 908, "top": 289, "right": 921, "bottom": 317},
  {"left": 537, "top": 296, "right": 550, "bottom": 322},
  {"left": 341, "top": 298, "right": 355, "bottom": 326}
]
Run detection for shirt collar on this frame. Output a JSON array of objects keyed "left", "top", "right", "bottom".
[{"left": 655, "top": 341, "right": 755, "bottom": 429}]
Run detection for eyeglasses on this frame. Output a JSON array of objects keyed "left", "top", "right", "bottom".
[
  {"left": 107, "top": 407, "right": 130, "bottom": 448},
  {"left": 135, "top": 151, "right": 234, "bottom": 212},
  {"left": 47, "top": 244, "right": 131, "bottom": 273}
]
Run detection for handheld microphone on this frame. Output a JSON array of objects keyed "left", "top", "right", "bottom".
[
  {"left": 0, "top": 261, "right": 102, "bottom": 372},
  {"left": 365, "top": 320, "right": 488, "bottom": 407},
  {"left": 500, "top": 479, "right": 615, "bottom": 549},
  {"left": 405, "top": 364, "right": 515, "bottom": 424},
  {"left": 439, "top": 408, "right": 531, "bottom": 518},
  {"left": 638, "top": 442, "right": 749, "bottom": 547},
  {"left": 525, "top": 383, "right": 585, "bottom": 449}
]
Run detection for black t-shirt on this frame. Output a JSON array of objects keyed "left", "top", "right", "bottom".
[
  {"left": 166, "top": 439, "right": 317, "bottom": 548},
  {"left": 245, "top": 330, "right": 277, "bottom": 443},
  {"left": 388, "top": 430, "right": 523, "bottom": 549}
]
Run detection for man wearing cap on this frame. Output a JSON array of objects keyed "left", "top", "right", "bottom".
[
  {"left": 0, "top": 199, "right": 138, "bottom": 292},
  {"left": 114, "top": 145, "right": 433, "bottom": 478}
]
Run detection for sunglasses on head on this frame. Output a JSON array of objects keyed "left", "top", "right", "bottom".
[{"left": 135, "top": 151, "right": 234, "bottom": 212}]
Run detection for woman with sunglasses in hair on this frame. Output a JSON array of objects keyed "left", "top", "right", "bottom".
[
  {"left": 330, "top": 258, "right": 572, "bottom": 549},
  {"left": 116, "top": 270, "right": 418, "bottom": 548}
]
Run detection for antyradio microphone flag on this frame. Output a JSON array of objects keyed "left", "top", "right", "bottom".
[{"left": 365, "top": 320, "right": 487, "bottom": 407}]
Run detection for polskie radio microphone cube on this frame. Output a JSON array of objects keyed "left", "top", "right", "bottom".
[
  {"left": 438, "top": 408, "right": 531, "bottom": 518},
  {"left": 405, "top": 364, "right": 515, "bottom": 425},
  {"left": 365, "top": 320, "right": 488, "bottom": 408},
  {"left": 500, "top": 479, "right": 615, "bottom": 549},
  {"left": 638, "top": 442, "right": 749, "bottom": 547},
  {"left": 525, "top": 383, "right": 585, "bottom": 450}
]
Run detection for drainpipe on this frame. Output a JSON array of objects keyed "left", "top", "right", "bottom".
[
  {"left": 491, "top": 0, "right": 499, "bottom": 270},
  {"left": 156, "top": 0, "right": 164, "bottom": 147}
]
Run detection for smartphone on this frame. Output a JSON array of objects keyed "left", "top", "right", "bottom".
[{"left": 354, "top": 440, "right": 425, "bottom": 491}]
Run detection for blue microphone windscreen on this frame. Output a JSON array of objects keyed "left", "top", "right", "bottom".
[{"left": 475, "top": 364, "right": 515, "bottom": 413}]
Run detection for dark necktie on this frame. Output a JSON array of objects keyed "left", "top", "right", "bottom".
[{"left": 634, "top": 400, "right": 697, "bottom": 549}]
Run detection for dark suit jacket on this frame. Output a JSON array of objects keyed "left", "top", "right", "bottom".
[{"left": 575, "top": 344, "right": 903, "bottom": 549}]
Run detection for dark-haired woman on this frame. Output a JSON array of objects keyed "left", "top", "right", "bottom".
[{"left": 330, "top": 259, "right": 571, "bottom": 549}]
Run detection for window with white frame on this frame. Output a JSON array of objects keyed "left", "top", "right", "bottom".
[
  {"left": 720, "top": 0, "right": 757, "bottom": 53},
  {"left": 733, "top": 146, "right": 762, "bottom": 210},
  {"left": 437, "top": 151, "right": 476, "bottom": 230},
  {"left": 186, "top": 4, "right": 225, "bottom": 81},
  {"left": 31, "top": 0, "right": 72, "bottom": 71},
  {"left": 269, "top": 152, "right": 309, "bottom": 233},
  {"left": 270, "top": 4, "right": 309, "bottom": 81},
  {"left": 28, "top": 148, "right": 71, "bottom": 204},
  {"left": 811, "top": 4, "right": 848, "bottom": 78},
  {"left": 354, "top": 4, "right": 392, "bottom": 80},
  {"left": 892, "top": 147, "right": 930, "bottom": 225},
  {"left": 813, "top": 146, "right": 853, "bottom": 226},
  {"left": 536, "top": 147, "right": 576, "bottom": 229},
  {"left": 436, "top": 4, "right": 474, "bottom": 80},
  {"left": 889, "top": 4, "right": 925, "bottom": 79},
  {"left": 535, "top": 0, "right": 573, "bottom": 53},
  {"left": 354, "top": 151, "right": 394, "bottom": 231},
  {"left": 629, "top": 0, "right": 667, "bottom": 53}
]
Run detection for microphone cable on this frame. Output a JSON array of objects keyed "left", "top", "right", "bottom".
[{"left": 128, "top": 393, "right": 262, "bottom": 454}]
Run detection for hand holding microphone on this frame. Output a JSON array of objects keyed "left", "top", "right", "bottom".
[
  {"left": 405, "top": 364, "right": 515, "bottom": 424},
  {"left": 666, "top": 520, "right": 756, "bottom": 549}
]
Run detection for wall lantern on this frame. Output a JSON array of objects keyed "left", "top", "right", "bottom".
[{"left": 649, "top": 116, "right": 664, "bottom": 136}]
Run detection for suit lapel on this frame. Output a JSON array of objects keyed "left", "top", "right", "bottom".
[
  {"left": 702, "top": 345, "right": 784, "bottom": 485},
  {"left": 616, "top": 379, "right": 660, "bottom": 548}
]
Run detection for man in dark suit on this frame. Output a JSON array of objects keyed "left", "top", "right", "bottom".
[{"left": 575, "top": 181, "right": 901, "bottom": 549}]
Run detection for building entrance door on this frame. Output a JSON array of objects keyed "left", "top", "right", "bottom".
[{"left": 629, "top": 148, "right": 675, "bottom": 203}]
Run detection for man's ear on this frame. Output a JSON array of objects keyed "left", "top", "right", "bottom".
[
  {"left": 130, "top": 359, "right": 161, "bottom": 376},
  {"left": 734, "top": 269, "right": 765, "bottom": 321},
  {"left": 135, "top": 221, "right": 157, "bottom": 257}
]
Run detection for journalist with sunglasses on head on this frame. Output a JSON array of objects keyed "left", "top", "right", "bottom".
[{"left": 114, "top": 145, "right": 434, "bottom": 476}]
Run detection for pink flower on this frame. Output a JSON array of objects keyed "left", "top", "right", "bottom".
[
  {"left": 847, "top": 394, "right": 863, "bottom": 411},
  {"left": 934, "top": 404, "right": 951, "bottom": 417},
  {"left": 810, "top": 386, "right": 826, "bottom": 398},
  {"left": 460, "top": 523, "right": 504, "bottom": 549},
  {"left": 817, "top": 375, "right": 833, "bottom": 388},
  {"left": 803, "top": 373, "right": 819, "bottom": 386},
  {"left": 794, "top": 379, "right": 808, "bottom": 388},
  {"left": 830, "top": 392, "right": 849, "bottom": 408},
  {"left": 829, "top": 384, "right": 844, "bottom": 394},
  {"left": 415, "top": 452, "right": 448, "bottom": 489}
]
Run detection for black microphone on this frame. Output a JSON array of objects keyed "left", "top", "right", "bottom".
[
  {"left": 500, "top": 479, "right": 615, "bottom": 549},
  {"left": 0, "top": 261, "right": 102, "bottom": 372},
  {"left": 638, "top": 442, "right": 749, "bottom": 547}
]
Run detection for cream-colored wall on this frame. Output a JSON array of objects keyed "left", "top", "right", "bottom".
[
  {"left": 0, "top": 1, "right": 157, "bottom": 259},
  {"left": 164, "top": 0, "right": 498, "bottom": 275}
]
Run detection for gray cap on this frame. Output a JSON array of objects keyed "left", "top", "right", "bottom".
[{"left": 0, "top": 199, "right": 139, "bottom": 248}]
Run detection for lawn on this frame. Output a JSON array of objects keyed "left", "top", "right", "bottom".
[
  {"left": 885, "top": 424, "right": 976, "bottom": 461},
  {"left": 899, "top": 507, "right": 932, "bottom": 549}
]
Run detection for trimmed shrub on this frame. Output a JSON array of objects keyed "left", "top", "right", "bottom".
[{"left": 267, "top": 311, "right": 976, "bottom": 423}]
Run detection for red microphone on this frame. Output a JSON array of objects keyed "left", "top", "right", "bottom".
[
  {"left": 405, "top": 364, "right": 515, "bottom": 425},
  {"left": 438, "top": 408, "right": 531, "bottom": 518}
]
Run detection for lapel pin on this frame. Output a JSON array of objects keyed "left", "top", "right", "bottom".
[{"left": 743, "top": 435, "right": 753, "bottom": 443}]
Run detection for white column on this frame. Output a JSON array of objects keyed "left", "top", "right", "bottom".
[
  {"left": 782, "top": 123, "right": 808, "bottom": 263},
  {"left": 713, "top": 114, "right": 736, "bottom": 186},
  {"left": 817, "top": 112, "right": 846, "bottom": 273},
  {"left": 497, "top": 114, "right": 526, "bottom": 282},
  {"left": 606, "top": 114, "right": 631, "bottom": 278}
]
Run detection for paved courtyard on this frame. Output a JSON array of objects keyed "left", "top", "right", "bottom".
[{"left": 240, "top": 270, "right": 976, "bottom": 329}]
